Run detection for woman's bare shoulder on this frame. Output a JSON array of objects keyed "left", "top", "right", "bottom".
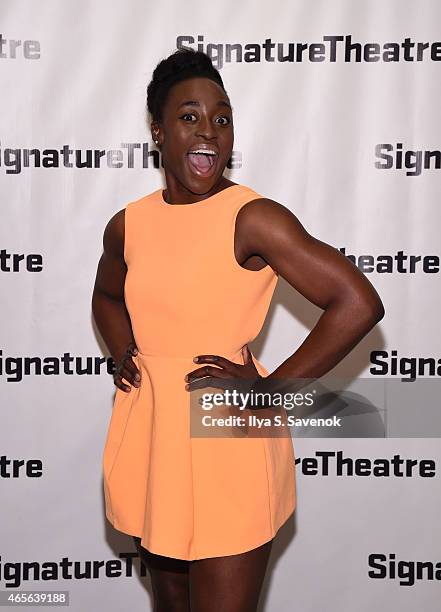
[{"left": 237, "top": 196, "right": 307, "bottom": 237}]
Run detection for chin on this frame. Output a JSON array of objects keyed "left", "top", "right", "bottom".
[{"left": 185, "top": 170, "right": 225, "bottom": 194}]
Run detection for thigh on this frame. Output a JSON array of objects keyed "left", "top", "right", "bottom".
[
  {"left": 133, "top": 536, "right": 190, "bottom": 612},
  {"left": 189, "top": 539, "right": 273, "bottom": 612}
]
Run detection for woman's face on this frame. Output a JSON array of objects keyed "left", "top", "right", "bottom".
[{"left": 152, "top": 76, "right": 234, "bottom": 197}]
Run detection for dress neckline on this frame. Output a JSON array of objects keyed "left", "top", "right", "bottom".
[{"left": 159, "top": 184, "right": 241, "bottom": 208}]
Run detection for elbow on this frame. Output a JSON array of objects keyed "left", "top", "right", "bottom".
[
  {"left": 91, "top": 292, "right": 98, "bottom": 322},
  {"left": 360, "top": 295, "right": 385, "bottom": 329},
  {"left": 336, "top": 290, "right": 385, "bottom": 331},
  {"left": 375, "top": 299, "right": 385, "bottom": 323},
  {"left": 369, "top": 288, "right": 385, "bottom": 323},
  {"left": 91, "top": 288, "right": 105, "bottom": 318},
  {"left": 91, "top": 288, "right": 99, "bottom": 310}
]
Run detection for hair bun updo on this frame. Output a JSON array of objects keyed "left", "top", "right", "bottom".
[{"left": 147, "top": 48, "right": 227, "bottom": 122}]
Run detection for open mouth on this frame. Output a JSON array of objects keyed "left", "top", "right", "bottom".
[{"left": 187, "top": 150, "right": 218, "bottom": 177}]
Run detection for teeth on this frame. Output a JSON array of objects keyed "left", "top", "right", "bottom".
[{"left": 189, "top": 149, "right": 217, "bottom": 156}]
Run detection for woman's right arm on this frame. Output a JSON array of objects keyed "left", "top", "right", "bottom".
[{"left": 91, "top": 209, "right": 141, "bottom": 392}]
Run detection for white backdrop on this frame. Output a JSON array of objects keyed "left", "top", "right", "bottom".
[{"left": 1, "top": 1, "right": 440, "bottom": 610}]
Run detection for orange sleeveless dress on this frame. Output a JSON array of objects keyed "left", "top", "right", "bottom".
[{"left": 102, "top": 184, "right": 296, "bottom": 560}]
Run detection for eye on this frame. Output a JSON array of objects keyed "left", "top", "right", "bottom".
[
  {"left": 180, "top": 113, "right": 197, "bottom": 122},
  {"left": 215, "top": 116, "right": 231, "bottom": 126}
]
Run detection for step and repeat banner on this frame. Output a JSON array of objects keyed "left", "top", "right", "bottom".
[{"left": 1, "top": 1, "right": 440, "bottom": 610}]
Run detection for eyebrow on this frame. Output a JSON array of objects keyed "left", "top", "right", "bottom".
[{"left": 177, "top": 100, "right": 233, "bottom": 111}]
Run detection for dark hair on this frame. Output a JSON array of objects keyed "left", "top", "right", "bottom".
[{"left": 146, "top": 48, "right": 227, "bottom": 122}]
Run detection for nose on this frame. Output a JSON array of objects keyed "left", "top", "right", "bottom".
[{"left": 196, "top": 114, "right": 216, "bottom": 140}]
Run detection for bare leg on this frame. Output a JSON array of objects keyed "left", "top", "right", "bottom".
[
  {"left": 133, "top": 536, "right": 191, "bottom": 612},
  {"left": 189, "top": 539, "right": 273, "bottom": 612}
]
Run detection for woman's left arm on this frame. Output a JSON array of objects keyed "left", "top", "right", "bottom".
[{"left": 239, "top": 198, "right": 385, "bottom": 380}]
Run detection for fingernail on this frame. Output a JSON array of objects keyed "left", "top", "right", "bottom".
[
  {"left": 184, "top": 375, "right": 189, "bottom": 382},
  {"left": 135, "top": 374, "right": 141, "bottom": 381},
  {"left": 193, "top": 357, "right": 199, "bottom": 362}
]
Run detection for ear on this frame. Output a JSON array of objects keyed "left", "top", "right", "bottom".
[{"left": 151, "top": 121, "right": 162, "bottom": 147}]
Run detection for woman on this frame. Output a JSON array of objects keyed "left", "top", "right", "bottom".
[{"left": 92, "top": 48, "right": 384, "bottom": 611}]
